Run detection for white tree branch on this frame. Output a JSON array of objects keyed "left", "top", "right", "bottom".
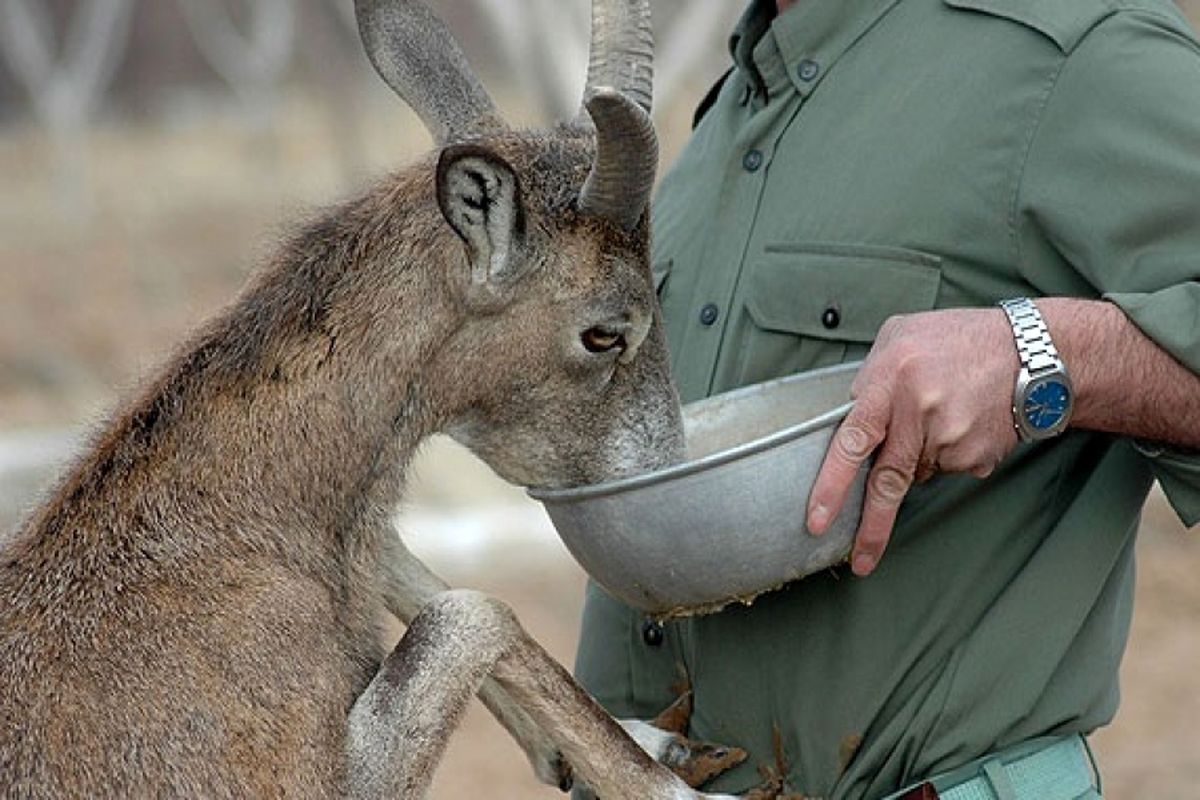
[
  {"left": 177, "top": 0, "right": 297, "bottom": 94},
  {"left": 0, "top": 0, "right": 135, "bottom": 124}
]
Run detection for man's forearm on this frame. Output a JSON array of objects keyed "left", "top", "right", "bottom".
[
  {"left": 1040, "top": 297, "right": 1200, "bottom": 449},
  {"left": 809, "top": 294, "right": 1199, "bottom": 574}
]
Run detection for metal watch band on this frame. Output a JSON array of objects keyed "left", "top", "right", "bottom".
[{"left": 999, "top": 297, "right": 1063, "bottom": 376}]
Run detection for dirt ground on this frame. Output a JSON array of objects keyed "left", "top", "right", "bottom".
[{"left": 2, "top": 104, "right": 1197, "bottom": 798}]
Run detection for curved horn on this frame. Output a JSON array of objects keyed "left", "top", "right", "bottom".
[
  {"left": 578, "top": 89, "right": 657, "bottom": 230},
  {"left": 577, "top": 0, "right": 657, "bottom": 230},
  {"left": 354, "top": 0, "right": 505, "bottom": 144},
  {"left": 582, "top": 0, "right": 654, "bottom": 113}
]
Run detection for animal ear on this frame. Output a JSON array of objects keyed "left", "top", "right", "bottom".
[{"left": 436, "top": 145, "right": 526, "bottom": 288}]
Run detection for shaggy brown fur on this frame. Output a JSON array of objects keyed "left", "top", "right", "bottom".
[{"left": 0, "top": 127, "right": 687, "bottom": 797}]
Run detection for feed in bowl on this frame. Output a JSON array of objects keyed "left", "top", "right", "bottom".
[{"left": 530, "top": 362, "right": 867, "bottom": 617}]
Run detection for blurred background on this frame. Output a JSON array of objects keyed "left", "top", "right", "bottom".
[{"left": 0, "top": 1, "right": 1197, "bottom": 796}]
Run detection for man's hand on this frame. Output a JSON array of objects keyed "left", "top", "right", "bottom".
[{"left": 805, "top": 308, "right": 1021, "bottom": 576}]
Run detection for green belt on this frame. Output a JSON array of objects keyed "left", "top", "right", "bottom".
[{"left": 883, "top": 735, "right": 1100, "bottom": 800}]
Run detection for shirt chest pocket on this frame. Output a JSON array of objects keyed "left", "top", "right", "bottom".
[{"left": 733, "top": 243, "right": 943, "bottom": 387}]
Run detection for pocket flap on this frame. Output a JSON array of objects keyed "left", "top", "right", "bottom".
[{"left": 747, "top": 244, "right": 942, "bottom": 344}]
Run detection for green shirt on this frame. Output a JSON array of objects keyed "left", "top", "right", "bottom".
[{"left": 575, "top": 1, "right": 1200, "bottom": 797}]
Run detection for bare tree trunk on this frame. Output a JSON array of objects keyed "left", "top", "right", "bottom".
[
  {"left": 0, "top": 0, "right": 135, "bottom": 220},
  {"left": 176, "top": 0, "right": 296, "bottom": 133},
  {"left": 472, "top": 0, "right": 587, "bottom": 123},
  {"left": 175, "top": 0, "right": 297, "bottom": 197}
]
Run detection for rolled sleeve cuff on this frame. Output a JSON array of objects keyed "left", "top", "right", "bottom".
[
  {"left": 1104, "top": 284, "right": 1200, "bottom": 373},
  {"left": 1130, "top": 439, "right": 1200, "bottom": 527},
  {"left": 1104, "top": 287, "right": 1200, "bottom": 527}
]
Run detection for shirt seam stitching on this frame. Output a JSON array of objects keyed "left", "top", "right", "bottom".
[
  {"left": 1005, "top": 57, "right": 1070, "bottom": 280},
  {"left": 1006, "top": 12, "right": 1124, "bottom": 279}
]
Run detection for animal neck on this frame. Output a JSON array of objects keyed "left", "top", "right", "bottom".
[{"left": 24, "top": 182, "right": 466, "bottom": 575}]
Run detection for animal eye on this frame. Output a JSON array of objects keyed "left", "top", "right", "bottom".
[{"left": 581, "top": 327, "right": 626, "bottom": 354}]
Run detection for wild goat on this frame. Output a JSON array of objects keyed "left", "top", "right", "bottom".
[{"left": 0, "top": 0, "right": 754, "bottom": 797}]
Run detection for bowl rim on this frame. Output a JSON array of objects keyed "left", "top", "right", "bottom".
[{"left": 529, "top": 364, "right": 858, "bottom": 504}]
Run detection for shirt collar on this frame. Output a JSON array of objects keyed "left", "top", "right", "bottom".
[
  {"left": 730, "top": 0, "right": 904, "bottom": 101},
  {"left": 729, "top": 0, "right": 776, "bottom": 78}
]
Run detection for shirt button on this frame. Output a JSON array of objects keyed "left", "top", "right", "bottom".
[
  {"left": 797, "top": 59, "right": 821, "bottom": 82},
  {"left": 642, "top": 619, "right": 665, "bottom": 647},
  {"left": 821, "top": 306, "right": 841, "bottom": 330},
  {"left": 699, "top": 303, "right": 720, "bottom": 326},
  {"left": 742, "top": 149, "right": 764, "bottom": 172}
]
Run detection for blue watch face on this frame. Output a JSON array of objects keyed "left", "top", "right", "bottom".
[{"left": 1024, "top": 379, "right": 1071, "bottom": 431}]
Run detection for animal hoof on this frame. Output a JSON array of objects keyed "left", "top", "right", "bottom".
[
  {"left": 558, "top": 762, "right": 574, "bottom": 793},
  {"left": 539, "top": 750, "right": 573, "bottom": 793},
  {"left": 661, "top": 734, "right": 748, "bottom": 788}
]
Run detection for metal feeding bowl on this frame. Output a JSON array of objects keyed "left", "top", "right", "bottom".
[{"left": 530, "top": 361, "right": 867, "bottom": 618}]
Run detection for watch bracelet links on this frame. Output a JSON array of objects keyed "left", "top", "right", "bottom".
[{"left": 998, "top": 297, "right": 1063, "bottom": 377}]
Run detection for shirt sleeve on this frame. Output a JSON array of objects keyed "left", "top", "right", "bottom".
[{"left": 1014, "top": 9, "right": 1200, "bottom": 526}]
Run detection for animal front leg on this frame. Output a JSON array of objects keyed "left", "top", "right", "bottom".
[
  {"left": 378, "top": 533, "right": 745, "bottom": 794},
  {"left": 349, "top": 588, "right": 654, "bottom": 796},
  {"left": 483, "top": 609, "right": 743, "bottom": 800},
  {"left": 568, "top": 694, "right": 748, "bottom": 800},
  {"left": 349, "top": 588, "right": 734, "bottom": 800},
  {"left": 621, "top": 693, "right": 747, "bottom": 788},
  {"left": 376, "top": 533, "right": 574, "bottom": 789},
  {"left": 347, "top": 589, "right": 532, "bottom": 798}
]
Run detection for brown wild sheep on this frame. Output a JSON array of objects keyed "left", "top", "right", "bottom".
[{"left": 0, "top": 0, "right": 749, "bottom": 798}]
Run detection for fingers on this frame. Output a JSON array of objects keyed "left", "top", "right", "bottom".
[
  {"left": 807, "top": 309, "right": 1022, "bottom": 576},
  {"left": 914, "top": 451, "right": 938, "bottom": 484},
  {"left": 934, "top": 435, "right": 1009, "bottom": 480},
  {"left": 807, "top": 371, "right": 924, "bottom": 577},
  {"left": 850, "top": 458, "right": 913, "bottom": 576},
  {"left": 848, "top": 396, "right": 923, "bottom": 576},
  {"left": 806, "top": 402, "right": 886, "bottom": 535}
]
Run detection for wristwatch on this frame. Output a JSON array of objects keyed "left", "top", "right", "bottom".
[{"left": 998, "top": 297, "right": 1074, "bottom": 442}]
